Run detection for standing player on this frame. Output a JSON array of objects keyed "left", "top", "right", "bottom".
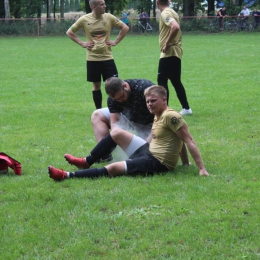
[
  {"left": 66, "top": 0, "right": 129, "bottom": 109},
  {"left": 156, "top": 0, "right": 192, "bottom": 116}
]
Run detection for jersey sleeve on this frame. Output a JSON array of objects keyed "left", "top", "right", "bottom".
[
  {"left": 109, "top": 14, "right": 124, "bottom": 28},
  {"left": 70, "top": 17, "right": 84, "bottom": 32},
  {"left": 161, "top": 9, "right": 176, "bottom": 26},
  {"left": 163, "top": 110, "right": 186, "bottom": 133},
  {"left": 107, "top": 97, "right": 122, "bottom": 113}
]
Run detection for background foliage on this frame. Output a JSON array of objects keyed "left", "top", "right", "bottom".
[{"left": 1, "top": 0, "right": 260, "bottom": 20}]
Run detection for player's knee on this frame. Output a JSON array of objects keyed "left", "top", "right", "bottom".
[
  {"left": 91, "top": 109, "right": 108, "bottom": 126},
  {"left": 110, "top": 128, "right": 123, "bottom": 137}
]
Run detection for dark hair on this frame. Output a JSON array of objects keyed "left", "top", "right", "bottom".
[{"left": 105, "top": 77, "right": 124, "bottom": 96}]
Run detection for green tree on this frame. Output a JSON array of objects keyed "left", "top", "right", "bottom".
[
  {"left": 4, "top": 0, "right": 10, "bottom": 18},
  {"left": 81, "top": 0, "right": 127, "bottom": 14},
  {"left": 0, "top": 0, "right": 5, "bottom": 18},
  {"left": 60, "top": 0, "right": 64, "bottom": 18},
  {"left": 70, "top": 0, "right": 75, "bottom": 11},
  {"left": 65, "top": 0, "right": 69, "bottom": 12}
]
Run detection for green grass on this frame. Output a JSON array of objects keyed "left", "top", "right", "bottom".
[{"left": 0, "top": 33, "right": 260, "bottom": 259}]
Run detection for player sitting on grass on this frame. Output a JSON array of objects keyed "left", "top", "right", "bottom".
[{"left": 48, "top": 85, "right": 209, "bottom": 180}]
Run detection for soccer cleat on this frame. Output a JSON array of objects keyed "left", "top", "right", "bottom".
[
  {"left": 48, "top": 166, "right": 67, "bottom": 180},
  {"left": 95, "top": 154, "right": 113, "bottom": 164},
  {"left": 64, "top": 154, "right": 89, "bottom": 169},
  {"left": 179, "top": 108, "right": 192, "bottom": 116}
]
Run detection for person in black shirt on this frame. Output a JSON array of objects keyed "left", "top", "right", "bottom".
[
  {"left": 252, "top": 9, "right": 260, "bottom": 29},
  {"left": 91, "top": 77, "right": 155, "bottom": 162},
  {"left": 217, "top": 7, "right": 227, "bottom": 30}
]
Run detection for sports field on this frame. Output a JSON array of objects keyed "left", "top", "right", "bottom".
[{"left": 1, "top": 33, "right": 260, "bottom": 259}]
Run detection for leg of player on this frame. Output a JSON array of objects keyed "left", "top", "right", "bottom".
[
  {"left": 48, "top": 129, "right": 144, "bottom": 180},
  {"left": 92, "top": 81, "right": 102, "bottom": 109},
  {"left": 91, "top": 109, "right": 110, "bottom": 142}
]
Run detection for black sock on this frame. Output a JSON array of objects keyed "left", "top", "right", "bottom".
[
  {"left": 70, "top": 167, "right": 108, "bottom": 178},
  {"left": 92, "top": 90, "right": 102, "bottom": 109},
  {"left": 86, "top": 134, "right": 117, "bottom": 165}
]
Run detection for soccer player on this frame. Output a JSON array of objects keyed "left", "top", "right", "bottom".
[
  {"left": 91, "top": 77, "right": 155, "bottom": 162},
  {"left": 48, "top": 85, "right": 209, "bottom": 180},
  {"left": 156, "top": 0, "right": 192, "bottom": 116},
  {"left": 66, "top": 0, "right": 129, "bottom": 109}
]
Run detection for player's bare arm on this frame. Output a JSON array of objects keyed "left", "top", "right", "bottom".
[
  {"left": 66, "top": 28, "right": 94, "bottom": 49},
  {"left": 180, "top": 143, "right": 190, "bottom": 165},
  {"left": 105, "top": 23, "right": 129, "bottom": 47},
  {"left": 110, "top": 113, "right": 121, "bottom": 130},
  {"left": 176, "top": 124, "right": 209, "bottom": 176}
]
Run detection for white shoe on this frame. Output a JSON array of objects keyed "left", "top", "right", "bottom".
[{"left": 179, "top": 108, "right": 192, "bottom": 116}]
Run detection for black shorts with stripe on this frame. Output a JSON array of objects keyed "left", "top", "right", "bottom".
[
  {"left": 87, "top": 59, "right": 118, "bottom": 82},
  {"left": 125, "top": 143, "right": 169, "bottom": 176}
]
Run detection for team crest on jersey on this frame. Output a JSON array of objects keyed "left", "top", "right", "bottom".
[
  {"left": 171, "top": 116, "right": 179, "bottom": 125},
  {"left": 166, "top": 16, "right": 171, "bottom": 23}
]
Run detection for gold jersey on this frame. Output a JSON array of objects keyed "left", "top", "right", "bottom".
[
  {"left": 70, "top": 13, "right": 123, "bottom": 61},
  {"left": 149, "top": 108, "right": 185, "bottom": 169},
  {"left": 159, "top": 7, "right": 183, "bottom": 59}
]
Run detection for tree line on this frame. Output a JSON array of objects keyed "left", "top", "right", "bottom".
[{"left": 1, "top": 0, "right": 257, "bottom": 20}]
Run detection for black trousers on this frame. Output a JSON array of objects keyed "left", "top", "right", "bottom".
[{"left": 157, "top": 56, "right": 190, "bottom": 109}]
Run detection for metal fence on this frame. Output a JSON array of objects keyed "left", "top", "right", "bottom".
[{"left": 0, "top": 16, "right": 259, "bottom": 37}]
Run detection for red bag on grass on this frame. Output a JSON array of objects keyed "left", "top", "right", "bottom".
[{"left": 0, "top": 152, "right": 22, "bottom": 175}]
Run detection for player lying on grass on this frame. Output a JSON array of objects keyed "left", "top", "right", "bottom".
[{"left": 48, "top": 85, "right": 209, "bottom": 180}]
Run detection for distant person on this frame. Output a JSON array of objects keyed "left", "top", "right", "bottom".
[
  {"left": 238, "top": 6, "right": 250, "bottom": 29},
  {"left": 121, "top": 10, "right": 130, "bottom": 26},
  {"left": 66, "top": 0, "right": 129, "bottom": 109},
  {"left": 139, "top": 11, "right": 148, "bottom": 33},
  {"left": 217, "top": 7, "right": 228, "bottom": 30},
  {"left": 48, "top": 85, "right": 209, "bottom": 181},
  {"left": 91, "top": 77, "right": 155, "bottom": 162},
  {"left": 252, "top": 8, "right": 260, "bottom": 29},
  {"left": 156, "top": 0, "right": 192, "bottom": 116}
]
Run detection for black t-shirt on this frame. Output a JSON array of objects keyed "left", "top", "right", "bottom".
[
  {"left": 217, "top": 9, "right": 227, "bottom": 17},
  {"left": 107, "top": 79, "right": 155, "bottom": 125}
]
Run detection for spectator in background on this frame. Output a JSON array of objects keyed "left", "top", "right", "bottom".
[
  {"left": 121, "top": 10, "right": 130, "bottom": 27},
  {"left": 217, "top": 7, "right": 227, "bottom": 30},
  {"left": 252, "top": 8, "right": 260, "bottom": 29},
  {"left": 66, "top": 0, "right": 129, "bottom": 109},
  {"left": 238, "top": 6, "right": 250, "bottom": 29},
  {"left": 139, "top": 11, "right": 149, "bottom": 33}
]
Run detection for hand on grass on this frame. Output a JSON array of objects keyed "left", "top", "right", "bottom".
[{"left": 199, "top": 168, "right": 209, "bottom": 177}]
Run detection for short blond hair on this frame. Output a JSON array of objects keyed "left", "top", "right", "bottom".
[
  {"left": 89, "top": 0, "right": 99, "bottom": 8},
  {"left": 144, "top": 85, "right": 167, "bottom": 98}
]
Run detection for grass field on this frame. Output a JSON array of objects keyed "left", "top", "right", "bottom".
[{"left": 0, "top": 33, "right": 260, "bottom": 259}]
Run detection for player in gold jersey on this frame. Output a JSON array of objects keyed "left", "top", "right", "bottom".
[
  {"left": 156, "top": 0, "right": 192, "bottom": 116},
  {"left": 48, "top": 85, "right": 209, "bottom": 180},
  {"left": 66, "top": 0, "right": 129, "bottom": 109}
]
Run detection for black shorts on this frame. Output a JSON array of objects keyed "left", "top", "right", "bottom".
[
  {"left": 125, "top": 143, "right": 169, "bottom": 176},
  {"left": 158, "top": 56, "right": 181, "bottom": 80},
  {"left": 87, "top": 59, "right": 118, "bottom": 82}
]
